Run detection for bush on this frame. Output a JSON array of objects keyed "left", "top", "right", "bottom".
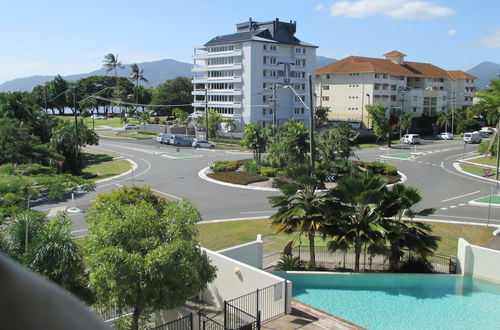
[
  {"left": 212, "top": 160, "right": 245, "bottom": 173},
  {"left": 275, "top": 255, "right": 305, "bottom": 271},
  {"left": 215, "top": 138, "right": 243, "bottom": 145},
  {"left": 207, "top": 171, "right": 267, "bottom": 185},
  {"left": 137, "top": 130, "right": 157, "bottom": 136},
  {"left": 243, "top": 159, "right": 261, "bottom": 174},
  {"left": 478, "top": 140, "right": 497, "bottom": 156},
  {"left": 398, "top": 256, "right": 434, "bottom": 273},
  {"left": 355, "top": 161, "right": 397, "bottom": 176},
  {"left": 456, "top": 119, "right": 481, "bottom": 134},
  {"left": 260, "top": 166, "right": 278, "bottom": 177}
]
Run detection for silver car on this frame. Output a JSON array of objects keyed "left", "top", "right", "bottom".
[{"left": 192, "top": 140, "right": 216, "bottom": 149}]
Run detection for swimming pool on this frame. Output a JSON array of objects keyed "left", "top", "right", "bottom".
[{"left": 278, "top": 272, "right": 500, "bottom": 330}]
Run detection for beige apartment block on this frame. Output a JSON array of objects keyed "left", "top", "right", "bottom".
[{"left": 316, "top": 51, "right": 476, "bottom": 128}]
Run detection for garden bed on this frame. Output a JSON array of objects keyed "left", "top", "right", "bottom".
[{"left": 207, "top": 171, "right": 268, "bottom": 185}]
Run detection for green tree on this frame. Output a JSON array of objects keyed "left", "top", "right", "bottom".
[
  {"left": 150, "top": 77, "right": 193, "bottom": 115},
  {"left": 242, "top": 122, "right": 267, "bottom": 163},
  {"left": 103, "top": 53, "right": 123, "bottom": 82},
  {"left": 379, "top": 184, "right": 438, "bottom": 270},
  {"left": 315, "top": 106, "right": 330, "bottom": 128},
  {"left": 456, "top": 119, "right": 481, "bottom": 134},
  {"left": 86, "top": 185, "right": 216, "bottom": 330},
  {"left": 398, "top": 112, "right": 413, "bottom": 136},
  {"left": 224, "top": 118, "right": 237, "bottom": 139},
  {"left": 173, "top": 108, "right": 191, "bottom": 135},
  {"left": 266, "top": 120, "right": 309, "bottom": 168},
  {"left": 436, "top": 110, "right": 452, "bottom": 133},
  {"left": 207, "top": 109, "right": 223, "bottom": 140},
  {"left": 268, "top": 164, "right": 331, "bottom": 270},
  {"left": 316, "top": 123, "right": 358, "bottom": 163},
  {"left": 366, "top": 103, "right": 393, "bottom": 147},
  {"left": 51, "top": 119, "right": 99, "bottom": 174},
  {"left": 46, "top": 75, "right": 70, "bottom": 114},
  {"left": 0, "top": 211, "right": 84, "bottom": 290},
  {"left": 327, "top": 171, "right": 387, "bottom": 272},
  {"left": 129, "top": 64, "right": 149, "bottom": 115}
]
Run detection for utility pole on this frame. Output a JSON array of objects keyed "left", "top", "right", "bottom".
[
  {"left": 272, "top": 84, "right": 277, "bottom": 127},
  {"left": 308, "top": 74, "right": 315, "bottom": 169},
  {"left": 205, "top": 86, "right": 209, "bottom": 140},
  {"left": 73, "top": 87, "right": 78, "bottom": 174}
]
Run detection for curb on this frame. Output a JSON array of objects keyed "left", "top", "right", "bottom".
[{"left": 453, "top": 162, "right": 500, "bottom": 184}]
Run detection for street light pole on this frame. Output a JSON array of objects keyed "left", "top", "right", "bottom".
[
  {"left": 366, "top": 93, "right": 371, "bottom": 128},
  {"left": 205, "top": 86, "right": 209, "bottom": 140}
]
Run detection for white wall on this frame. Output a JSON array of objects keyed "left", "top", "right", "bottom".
[
  {"left": 217, "top": 235, "right": 263, "bottom": 269},
  {"left": 457, "top": 238, "right": 500, "bottom": 284},
  {"left": 200, "top": 247, "right": 291, "bottom": 313}
]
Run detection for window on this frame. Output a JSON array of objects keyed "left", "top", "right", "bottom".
[
  {"left": 262, "top": 109, "right": 267, "bottom": 115},
  {"left": 322, "top": 96, "right": 329, "bottom": 101},
  {"left": 326, "top": 74, "right": 330, "bottom": 79},
  {"left": 263, "top": 44, "right": 267, "bottom": 50},
  {"left": 270, "top": 45, "right": 276, "bottom": 51},
  {"left": 375, "top": 73, "right": 380, "bottom": 79},
  {"left": 383, "top": 74, "right": 388, "bottom": 79},
  {"left": 322, "top": 85, "right": 330, "bottom": 90}
]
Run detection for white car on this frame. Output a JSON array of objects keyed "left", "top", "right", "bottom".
[
  {"left": 400, "top": 134, "right": 420, "bottom": 144},
  {"left": 463, "top": 132, "right": 482, "bottom": 144},
  {"left": 124, "top": 123, "right": 139, "bottom": 130},
  {"left": 438, "top": 132, "right": 454, "bottom": 140},
  {"left": 192, "top": 140, "right": 216, "bottom": 149}
]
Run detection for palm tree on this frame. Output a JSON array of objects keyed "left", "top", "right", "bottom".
[
  {"left": 268, "top": 164, "right": 329, "bottom": 270},
  {"left": 242, "top": 122, "right": 267, "bottom": 163},
  {"left": 327, "top": 171, "right": 387, "bottom": 272},
  {"left": 208, "top": 109, "right": 223, "bottom": 140},
  {"left": 398, "top": 112, "right": 413, "bottom": 136},
  {"left": 436, "top": 109, "right": 452, "bottom": 133},
  {"left": 103, "top": 53, "right": 124, "bottom": 116},
  {"left": 379, "top": 184, "right": 438, "bottom": 270},
  {"left": 224, "top": 118, "right": 237, "bottom": 139},
  {"left": 129, "top": 64, "right": 148, "bottom": 115}
]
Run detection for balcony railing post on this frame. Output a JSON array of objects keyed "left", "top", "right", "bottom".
[
  {"left": 256, "top": 288, "right": 260, "bottom": 321},
  {"left": 224, "top": 300, "right": 227, "bottom": 329}
]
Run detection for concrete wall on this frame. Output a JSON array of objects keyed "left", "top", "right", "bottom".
[
  {"left": 201, "top": 247, "right": 291, "bottom": 313},
  {"left": 217, "top": 235, "right": 263, "bottom": 269},
  {"left": 457, "top": 238, "right": 500, "bottom": 284}
]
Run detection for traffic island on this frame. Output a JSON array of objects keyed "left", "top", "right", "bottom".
[{"left": 469, "top": 195, "right": 500, "bottom": 207}]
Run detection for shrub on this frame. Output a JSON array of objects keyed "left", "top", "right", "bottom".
[
  {"left": 212, "top": 160, "right": 244, "bottom": 173},
  {"left": 398, "top": 256, "right": 434, "bottom": 273},
  {"left": 478, "top": 140, "right": 497, "bottom": 156},
  {"left": 275, "top": 255, "right": 305, "bottom": 271},
  {"left": 260, "top": 166, "right": 278, "bottom": 177},
  {"left": 243, "top": 159, "right": 261, "bottom": 174},
  {"left": 137, "top": 130, "right": 157, "bottom": 136},
  {"left": 356, "top": 161, "right": 397, "bottom": 176},
  {"left": 153, "top": 117, "right": 160, "bottom": 124},
  {"left": 215, "top": 138, "right": 243, "bottom": 145},
  {"left": 207, "top": 171, "right": 267, "bottom": 185}
]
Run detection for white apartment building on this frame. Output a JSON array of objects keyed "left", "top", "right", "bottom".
[
  {"left": 192, "top": 18, "right": 317, "bottom": 131},
  {"left": 316, "top": 51, "right": 477, "bottom": 128}
]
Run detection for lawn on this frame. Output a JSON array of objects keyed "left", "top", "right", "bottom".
[
  {"left": 81, "top": 150, "right": 130, "bottom": 181},
  {"left": 467, "top": 156, "right": 497, "bottom": 167},
  {"left": 207, "top": 171, "right": 268, "bottom": 185},
  {"left": 197, "top": 218, "right": 495, "bottom": 256},
  {"left": 459, "top": 163, "right": 497, "bottom": 178}
]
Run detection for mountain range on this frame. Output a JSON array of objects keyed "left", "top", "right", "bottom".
[{"left": 1, "top": 56, "right": 498, "bottom": 92}]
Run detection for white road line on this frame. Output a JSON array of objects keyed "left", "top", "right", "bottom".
[
  {"left": 240, "top": 211, "right": 275, "bottom": 214},
  {"left": 458, "top": 203, "right": 467, "bottom": 206},
  {"left": 440, "top": 207, "right": 448, "bottom": 210},
  {"left": 450, "top": 205, "right": 457, "bottom": 208},
  {"left": 441, "top": 190, "right": 480, "bottom": 203},
  {"left": 432, "top": 164, "right": 437, "bottom": 166},
  {"left": 151, "top": 188, "right": 183, "bottom": 201}
]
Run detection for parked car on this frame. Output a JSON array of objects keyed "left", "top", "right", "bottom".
[
  {"left": 124, "top": 123, "right": 139, "bottom": 130},
  {"left": 170, "top": 135, "right": 192, "bottom": 147},
  {"left": 400, "top": 134, "right": 420, "bottom": 144},
  {"left": 91, "top": 114, "right": 106, "bottom": 120},
  {"left": 156, "top": 133, "right": 172, "bottom": 144},
  {"left": 480, "top": 126, "right": 496, "bottom": 136},
  {"left": 192, "top": 140, "right": 216, "bottom": 149},
  {"left": 463, "top": 132, "right": 482, "bottom": 144},
  {"left": 437, "top": 132, "right": 454, "bottom": 140}
]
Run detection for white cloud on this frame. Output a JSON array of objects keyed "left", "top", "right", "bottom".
[
  {"left": 447, "top": 29, "right": 457, "bottom": 37},
  {"left": 330, "top": 0, "right": 454, "bottom": 20},
  {"left": 477, "top": 27, "right": 500, "bottom": 48},
  {"left": 315, "top": 4, "right": 325, "bottom": 10}
]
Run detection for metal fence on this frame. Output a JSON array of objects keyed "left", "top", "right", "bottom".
[
  {"left": 88, "top": 303, "right": 133, "bottom": 323},
  {"left": 151, "top": 314, "right": 193, "bottom": 330},
  {"left": 199, "top": 313, "right": 225, "bottom": 330},
  {"left": 264, "top": 245, "right": 457, "bottom": 274}
]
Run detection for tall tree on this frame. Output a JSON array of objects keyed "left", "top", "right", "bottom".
[
  {"left": 327, "top": 171, "right": 387, "bottom": 272},
  {"left": 366, "top": 103, "right": 393, "bottom": 147},
  {"left": 173, "top": 108, "right": 190, "bottom": 135},
  {"left": 129, "top": 64, "right": 149, "bottom": 115},
  {"left": 150, "top": 77, "right": 193, "bottom": 115},
  {"left": 224, "top": 118, "right": 237, "bottom": 139},
  {"left": 266, "top": 119, "right": 309, "bottom": 169},
  {"left": 398, "top": 112, "right": 413, "bottom": 136},
  {"left": 242, "top": 122, "right": 267, "bottom": 163},
  {"left": 208, "top": 109, "right": 223, "bottom": 140},
  {"left": 436, "top": 110, "right": 452, "bottom": 133},
  {"left": 315, "top": 106, "right": 330, "bottom": 128},
  {"left": 102, "top": 53, "right": 123, "bottom": 81},
  {"left": 268, "top": 164, "right": 331, "bottom": 270},
  {"left": 86, "top": 185, "right": 216, "bottom": 330}
]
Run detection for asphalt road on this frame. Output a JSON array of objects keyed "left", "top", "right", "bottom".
[{"left": 34, "top": 134, "right": 500, "bottom": 235}]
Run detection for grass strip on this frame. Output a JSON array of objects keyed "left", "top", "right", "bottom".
[{"left": 82, "top": 151, "right": 130, "bottom": 181}]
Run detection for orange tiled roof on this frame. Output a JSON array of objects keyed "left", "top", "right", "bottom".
[
  {"left": 383, "top": 50, "right": 407, "bottom": 57},
  {"left": 317, "top": 55, "right": 455, "bottom": 79},
  {"left": 447, "top": 70, "right": 477, "bottom": 80}
]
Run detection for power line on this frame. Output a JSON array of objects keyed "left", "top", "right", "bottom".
[{"left": 91, "top": 95, "right": 192, "bottom": 108}]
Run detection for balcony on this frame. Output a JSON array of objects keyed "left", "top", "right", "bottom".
[
  {"left": 192, "top": 89, "right": 242, "bottom": 96},
  {"left": 191, "top": 101, "right": 242, "bottom": 109},
  {"left": 192, "top": 63, "right": 242, "bottom": 72},
  {"left": 192, "top": 76, "right": 243, "bottom": 84},
  {"left": 193, "top": 49, "right": 243, "bottom": 60}
]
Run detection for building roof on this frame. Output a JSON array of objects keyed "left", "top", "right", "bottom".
[
  {"left": 447, "top": 70, "right": 478, "bottom": 80},
  {"left": 383, "top": 50, "right": 407, "bottom": 57},
  {"left": 316, "top": 55, "right": 463, "bottom": 79}
]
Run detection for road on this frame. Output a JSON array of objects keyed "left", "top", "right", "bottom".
[{"left": 34, "top": 134, "right": 500, "bottom": 235}]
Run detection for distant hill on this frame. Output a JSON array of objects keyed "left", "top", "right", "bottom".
[
  {"left": 316, "top": 55, "right": 337, "bottom": 69},
  {"left": 0, "top": 59, "right": 193, "bottom": 92},
  {"left": 1, "top": 55, "right": 338, "bottom": 92},
  {"left": 467, "top": 61, "right": 500, "bottom": 89}
]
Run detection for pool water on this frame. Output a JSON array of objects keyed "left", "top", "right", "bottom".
[{"left": 279, "top": 273, "right": 500, "bottom": 330}]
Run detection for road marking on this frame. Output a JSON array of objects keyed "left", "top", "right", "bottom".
[
  {"left": 440, "top": 207, "right": 448, "bottom": 210},
  {"left": 115, "top": 184, "right": 123, "bottom": 187},
  {"left": 459, "top": 203, "right": 467, "bottom": 206},
  {"left": 432, "top": 164, "right": 437, "bottom": 166},
  {"left": 441, "top": 190, "right": 480, "bottom": 203},
  {"left": 240, "top": 211, "right": 275, "bottom": 214},
  {"left": 450, "top": 205, "right": 457, "bottom": 208},
  {"left": 151, "top": 188, "right": 183, "bottom": 201}
]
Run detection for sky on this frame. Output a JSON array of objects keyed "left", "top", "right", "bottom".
[{"left": 1, "top": 0, "right": 499, "bottom": 84}]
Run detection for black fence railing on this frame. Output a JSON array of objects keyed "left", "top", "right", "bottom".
[
  {"left": 199, "top": 313, "right": 225, "bottom": 330},
  {"left": 151, "top": 313, "right": 193, "bottom": 330},
  {"left": 264, "top": 245, "right": 457, "bottom": 274},
  {"left": 88, "top": 303, "right": 133, "bottom": 323},
  {"left": 224, "top": 303, "right": 259, "bottom": 330}
]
